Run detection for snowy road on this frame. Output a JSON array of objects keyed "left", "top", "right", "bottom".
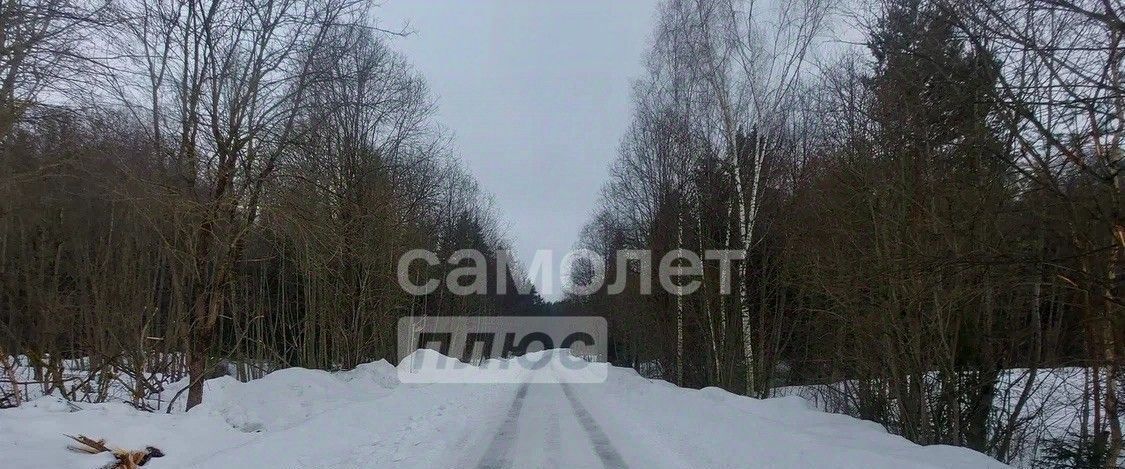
[
  {"left": 474, "top": 354, "right": 627, "bottom": 468},
  {"left": 1, "top": 350, "right": 1012, "bottom": 468}
]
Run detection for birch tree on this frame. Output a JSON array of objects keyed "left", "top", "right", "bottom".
[{"left": 655, "top": 0, "right": 828, "bottom": 395}]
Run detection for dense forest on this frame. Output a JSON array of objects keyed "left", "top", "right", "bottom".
[
  {"left": 561, "top": 0, "right": 1124, "bottom": 465},
  {"left": 0, "top": 0, "right": 545, "bottom": 412}
]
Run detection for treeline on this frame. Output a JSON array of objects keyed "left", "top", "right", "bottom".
[
  {"left": 0, "top": 0, "right": 542, "bottom": 410},
  {"left": 564, "top": 0, "right": 1123, "bottom": 465}
]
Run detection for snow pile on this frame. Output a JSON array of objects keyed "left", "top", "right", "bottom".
[
  {"left": 0, "top": 349, "right": 1007, "bottom": 468},
  {"left": 594, "top": 368, "right": 1005, "bottom": 468}
]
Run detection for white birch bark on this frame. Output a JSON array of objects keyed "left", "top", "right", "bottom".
[
  {"left": 676, "top": 202, "right": 685, "bottom": 386},
  {"left": 734, "top": 134, "right": 765, "bottom": 396},
  {"left": 700, "top": 191, "right": 720, "bottom": 382}
]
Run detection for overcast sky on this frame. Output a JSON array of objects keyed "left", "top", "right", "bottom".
[{"left": 376, "top": 1, "right": 661, "bottom": 300}]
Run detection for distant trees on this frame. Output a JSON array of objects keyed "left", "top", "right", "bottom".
[
  {"left": 571, "top": 0, "right": 1123, "bottom": 465},
  {"left": 0, "top": 0, "right": 535, "bottom": 411}
]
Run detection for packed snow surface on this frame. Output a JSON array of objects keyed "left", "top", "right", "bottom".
[{"left": 0, "top": 350, "right": 1007, "bottom": 468}]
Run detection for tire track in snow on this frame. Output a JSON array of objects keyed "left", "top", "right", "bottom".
[
  {"left": 477, "top": 352, "right": 627, "bottom": 469},
  {"left": 476, "top": 382, "right": 529, "bottom": 469},
  {"left": 561, "top": 382, "right": 628, "bottom": 468},
  {"left": 476, "top": 354, "right": 549, "bottom": 469}
]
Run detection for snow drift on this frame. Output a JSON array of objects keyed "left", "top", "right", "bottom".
[{"left": 0, "top": 349, "right": 1007, "bottom": 468}]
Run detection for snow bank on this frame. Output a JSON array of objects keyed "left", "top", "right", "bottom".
[
  {"left": 0, "top": 349, "right": 1007, "bottom": 468},
  {"left": 585, "top": 366, "right": 1006, "bottom": 468}
]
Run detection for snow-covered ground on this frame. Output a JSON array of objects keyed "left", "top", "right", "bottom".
[
  {"left": 0, "top": 350, "right": 1007, "bottom": 468},
  {"left": 773, "top": 367, "right": 1094, "bottom": 467}
]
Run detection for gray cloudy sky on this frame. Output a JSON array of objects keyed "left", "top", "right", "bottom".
[{"left": 377, "top": 1, "right": 661, "bottom": 300}]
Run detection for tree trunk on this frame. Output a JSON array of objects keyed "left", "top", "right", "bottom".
[
  {"left": 735, "top": 134, "right": 765, "bottom": 397},
  {"left": 185, "top": 328, "right": 208, "bottom": 410},
  {"left": 676, "top": 202, "right": 684, "bottom": 387}
]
